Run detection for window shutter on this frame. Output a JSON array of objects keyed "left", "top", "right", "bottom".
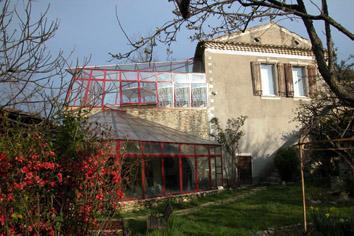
[
  {"left": 251, "top": 62, "right": 262, "bottom": 96},
  {"left": 284, "top": 63, "right": 294, "bottom": 97},
  {"left": 277, "top": 63, "right": 286, "bottom": 96},
  {"left": 307, "top": 65, "right": 317, "bottom": 97}
]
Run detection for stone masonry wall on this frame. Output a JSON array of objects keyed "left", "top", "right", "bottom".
[{"left": 123, "top": 107, "right": 209, "bottom": 139}]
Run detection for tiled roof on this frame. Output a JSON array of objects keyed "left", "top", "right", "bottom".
[{"left": 202, "top": 41, "right": 314, "bottom": 57}]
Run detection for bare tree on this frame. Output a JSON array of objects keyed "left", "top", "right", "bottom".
[
  {"left": 210, "top": 116, "right": 247, "bottom": 186},
  {"left": 0, "top": 0, "right": 75, "bottom": 118},
  {"left": 111, "top": 0, "right": 354, "bottom": 107}
]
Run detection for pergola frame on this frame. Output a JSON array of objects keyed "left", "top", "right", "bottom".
[{"left": 113, "top": 139, "right": 223, "bottom": 200}]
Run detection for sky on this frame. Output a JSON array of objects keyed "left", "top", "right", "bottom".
[{"left": 26, "top": 0, "right": 354, "bottom": 67}]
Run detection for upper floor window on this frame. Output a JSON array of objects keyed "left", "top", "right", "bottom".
[
  {"left": 251, "top": 62, "right": 317, "bottom": 98},
  {"left": 292, "top": 67, "right": 306, "bottom": 97},
  {"left": 260, "top": 64, "right": 276, "bottom": 96}
]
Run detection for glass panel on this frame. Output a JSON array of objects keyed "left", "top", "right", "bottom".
[
  {"left": 106, "top": 71, "right": 118, "bottom": 81},
  {"left": 121, "top": 71, "right": 138, "bottom": 80},
  {"left": 292, "top": 67, "right": 306, "bottom": 97},
  {"left": 183, "top": 158, "right": 195, "bottom": 192},
  {"left": 145, "top": 158, "right": 162, "bottom": 197},
  {"left": 174, "top": 73, "right": 190, "bottom": 83},
  {"left": 78, "top": 69, "right": 91, "bottom": 79},
  {"left": 191, "top": 73, "right": 206, "bottom": 83},
  {"left": 140, "top": 82, "right": 157, "bottom": 103},
  {"left": 191, "top": 83, "right": 207, "bottom": 107},
  {"left": 92, "top": 70, "right": 105, "bottom": 79},
  {"left": 175, "top": 83, "right": 190, "bottom": 107},
  {"left": 215, "top": 157, "right": 222, "bottom": 187},
  {"left": 164, "top": 144, "right": 179, "bottom": 154},
  {"left": 69, "top": 80, "right": 87, "bottom": 106},
  {"left": 122, "top": 158, "right": 142, "bottom": 198},
  {"left": 198, "top": 157, "right": 209, "bottom": 190},
  {"left": 180, "top": 144, "right": 194, "bottom": 155},
  {"left": 210, "top": 158, "right": 216, "bottom": 188},
  {"left": 88, "top": 80, "right": 103, "bottom": 106},
  {"left": 260, "top": 64, "right": 276, "bottom": 96},
  {"left": 196, "top": 145, "right": 208, "bottom": 154},
  {"left": 164, "top": 158, "right": 180, "bottom": 193},
  {"left": 121, "top": 141, "right": 140, "bottom": 154},
  {"left": 158, "top": 82, "right": 173, "bottom": 107},
  {"left": 140, "top": 72, "right": 157, "bottom": 81},
  {"left": 104, "top": 81, "right": 120, "bottom": 105},
  {"left": 122, "top": 82, "right": 139, "bottom": 103},
  {"left": 156, "top": 73, "right": 172, "bottom": 82},
  {"left": 143, "top": 142, "right": 162, "bottom": 153}
]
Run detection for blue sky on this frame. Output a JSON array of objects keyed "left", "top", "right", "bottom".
[{"left": 29, "top": 0, "right": 354, "bottom": 66}]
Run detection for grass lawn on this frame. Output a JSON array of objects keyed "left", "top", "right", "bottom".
[{"left": 123, "top": 184, "right": 354, "bottom": 235}]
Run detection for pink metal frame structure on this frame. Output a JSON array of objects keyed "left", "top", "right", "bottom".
[
  {"left": 66, "top": 67, "right": 207, "bottom": 109},
  {"left": 66, "top": 62, "right": 221, "bottom": 200},
  {"left": 114, "top": 140, "right": 223, "bottom": 200}
]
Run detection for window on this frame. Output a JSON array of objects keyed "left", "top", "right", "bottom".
[
  {"left": 175, "top": 83, "right": 190, "bottom": 107},
  {"left": 191, "top": 83, "right": 207, "bottom": 107},
  {"left": 292, "top": 67, "right": 306, "bottom": 97},
  {"left": 260, "top": 64, "right": 276, "bottom": 96}
]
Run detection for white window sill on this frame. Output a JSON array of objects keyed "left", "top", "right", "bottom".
[
  {"left": 261, "top": 96, "right": 281, "bottom": 100},
  {"left": 293, "top": 96, "right": 311, "bottom": 101}
]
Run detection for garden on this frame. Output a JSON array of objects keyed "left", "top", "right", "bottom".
[{"left": 122, "top": 184, "right": 354, "bottom": 235}]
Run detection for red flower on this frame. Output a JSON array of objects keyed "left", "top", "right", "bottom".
[
  {"left": 48, "top": 150, "right": 55, "bottom": 157},
  {"left": 15, "top": 156, "right": 24, "bottom": 163},
  {"left": 0, "top": 215, "right": 5, "bottom": 226},
  {"left": 14, "top": 182, "right": 25, "bottom": 190},
  {"left": 95, "top": 193, "right": 104, "bottom": 201},
  {"left": 57, "top": 172, "right": 62, "bottom": 183},
  {"left": 21, "top": 166, "right": 30, "bottom": 174},
  {"left": 7, "top": 193, "right": 14, "bottom": 202}
]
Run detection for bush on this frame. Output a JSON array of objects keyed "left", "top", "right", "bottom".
[
  {"left": 311, "top": 207, "right": 354, "bottom": 236},
  {"left": 0, "top": 111, "right": 124, "bottom": 235},
  {"left": 344, "top": 177, "right": 354, "bottom": 197},
  {"left": 273, "top": 147, "right": 299, "bottom": 182}
]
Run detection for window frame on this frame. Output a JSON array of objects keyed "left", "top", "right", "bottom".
[
  {"left": 291, "top": 66, "right": 308, "bottom": 98},
  {"left": 260, "top": 63, "right": 278, "bottom": 97}
]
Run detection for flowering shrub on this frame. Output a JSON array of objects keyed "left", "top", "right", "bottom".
[{"left": 0, "top": 111, "right": 124, "bottom": 235}]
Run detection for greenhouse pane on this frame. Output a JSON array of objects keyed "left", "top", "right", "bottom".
[
  {"left": 156, "top": 73, "right": 172, "bottom": 82},
  {"left": 143, "top": 142, "right": 162, "bottom": 153},
  {"left": 191, "top": 84, "right": 207, "bottom": 107},
  {"left": 175, "top": 84, "right": 190, "bottom": 107},
  {"left": 157, "top": 82, "right": 173, "bottom": 107},
  {"left": 121, "top": 71, "right": 138, "bottom": 80},
  {"left": 140, "top": 82, "right": 157, "bottom": 103},
  {"left": 140, "top": 72, "right": 157, "bottom": 81},
  {"left": 103, "top": 81, "right": 120, "bottom": 105},
  {"left": 122, "top": 82, "right": 139, "bottom": 103}
]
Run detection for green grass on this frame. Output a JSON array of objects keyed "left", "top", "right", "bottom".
[{"left": 123, "top": 184, "right": 354, "bottom": 235}]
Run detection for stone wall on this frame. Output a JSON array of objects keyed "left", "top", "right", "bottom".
[{"left": 123, "top": 107, "right": 209, "bottom": 139}]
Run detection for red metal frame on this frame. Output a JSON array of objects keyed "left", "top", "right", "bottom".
[
  {"left": 66, "top": 68, "right": 207, "bottom": 110},
  {"left": 115, "top": 140, "right": 222, "bottom": 200}
]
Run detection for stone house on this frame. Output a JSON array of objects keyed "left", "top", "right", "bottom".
[
  {"left": 66, "top": 23, "right": 318, "bottom": 199},
  {"left": 193, "top": 23, "right": 318, "bottom": 182}
]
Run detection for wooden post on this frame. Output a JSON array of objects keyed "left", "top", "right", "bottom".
[{"left": 299, "top": 142, "right": 307, "bottom": 234}]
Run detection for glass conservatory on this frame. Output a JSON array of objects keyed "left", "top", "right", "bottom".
[
  {"left": 66, "top": 60, "right": 208, "bottom": 109},
  {"left": 88, "top": 110, "right": 223, "bottom": 200},
  {"left": 68, "top": 60, "right": 222, "bottom": 200}
]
